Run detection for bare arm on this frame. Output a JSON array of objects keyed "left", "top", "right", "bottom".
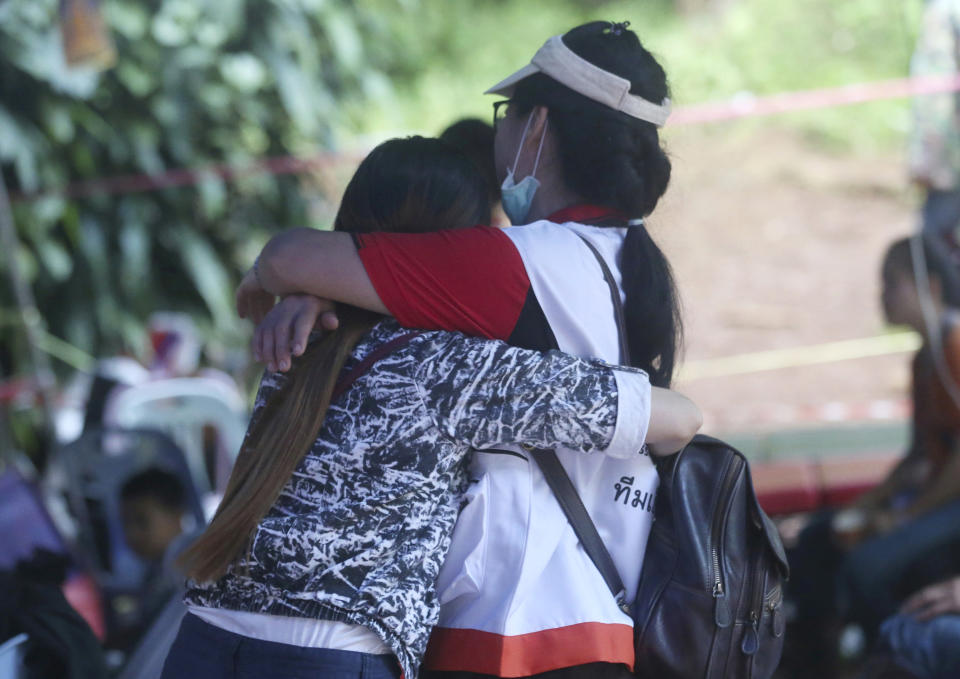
[
  {"left": 902, "top": 576, "right": 960, "bottom": 621},
  {"left": 646, "top": 386, "right": 703, "bottom": 456},
  {"left": 257, "top": 228, "right": 387, "bottom": 313},
  {"left": 853, "top": 449, "right": 925, "bottom": 511},
  {"left": 903, "top": 445, "right": 960, "bottom": 520},
  {"left": 236, "top": 229, "right": 388, "bottom": 368}
]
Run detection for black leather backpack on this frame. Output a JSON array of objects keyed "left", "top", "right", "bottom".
[
  {"left": 632, "top": 435, "right": 790, "bottom": 679},
  {"left": 533, "top": 237, "right": 791, "bottom": 678}
]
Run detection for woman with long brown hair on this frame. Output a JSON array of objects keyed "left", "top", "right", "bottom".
[{"left": 161, "top": 136, "right": 701, "bottom": 679}]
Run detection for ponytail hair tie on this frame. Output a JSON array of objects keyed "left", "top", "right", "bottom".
[{"left": 609, "top": 21, "right": 631, "bottom": 36}]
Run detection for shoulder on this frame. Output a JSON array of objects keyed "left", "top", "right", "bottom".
[
  {"left": 356, "top": 223, "right": 512, "bottom": 254},
  {"left": 501, "top": 219, "right": 574, "bottom": 249},
  {"left": 503, "top": 221, "right": 625, "bottom": 262},
  {"left": 405, "top": 328, "right": 505, "bottom": 359},
  {"left": 348, "top": 321, "right": 478, "bottom": 371}
]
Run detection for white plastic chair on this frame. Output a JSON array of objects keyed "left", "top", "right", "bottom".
[
  {"left": 0, "top": 634, "right": 28, "bottom": 679},
  {"left": 109, "top": 377, "right": 248, "bottom": 511}
]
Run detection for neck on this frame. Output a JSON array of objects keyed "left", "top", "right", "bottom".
[{"left": 522, "top": 171, "right": 586, "bottom": 222}]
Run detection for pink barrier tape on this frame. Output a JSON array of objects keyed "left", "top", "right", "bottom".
[
  {"left": 671, "top": 73, "right": 960, "bottom": 126},
  {"left": 11, "top": 150, "right": 364, "bottom": 203},
  {"left": 702, "top": 397, "right": 911, "bottom": 433},
  {"left": 11, "top": 74, "right": 960, "bottom": 202}
]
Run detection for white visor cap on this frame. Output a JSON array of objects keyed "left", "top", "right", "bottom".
[{"left": 485, "top": 35, "right": 671, "bottom": 127}]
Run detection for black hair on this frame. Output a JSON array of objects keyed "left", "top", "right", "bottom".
[
  {"left": 512, "top": 21, "right": 681, "bottom": 386},
  {"left": 335, "top": 135, "right": 491, "bottom": 236},
  {"left": 883, "top": 235, "right": 960, "bottom": 307},
  {"left": 439, "top": 119, "right": 500, "bottom": 205},
  {"left": 120, "top": 467, "right": 186, "bottom": 513}
]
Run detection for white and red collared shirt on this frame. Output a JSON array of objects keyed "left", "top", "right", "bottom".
[{"left": 355, "top": 206, "right": 658, "bottom": 676}]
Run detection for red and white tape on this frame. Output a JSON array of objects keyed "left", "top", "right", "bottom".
[
  {"left": 702, "top": 397, "right": 911, "bottom": 432},
  {"left": 12, "top": 73, "right": 960, "bottom": 203}
]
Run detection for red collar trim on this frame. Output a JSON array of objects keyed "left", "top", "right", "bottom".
[{"left": 545, "top": 205, "right": 626, "bottom": 224}]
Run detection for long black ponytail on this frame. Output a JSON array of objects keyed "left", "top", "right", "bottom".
[{"left": 512, "top": 21, "right": 681, "bottom": 386}]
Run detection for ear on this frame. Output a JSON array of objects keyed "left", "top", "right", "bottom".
[{"left": 522, "top": 106, "right": 550, "bottom": 152}]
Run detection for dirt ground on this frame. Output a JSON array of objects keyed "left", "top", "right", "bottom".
[{"left": 650, "top": 124, "right": 918, "bottom": 434}]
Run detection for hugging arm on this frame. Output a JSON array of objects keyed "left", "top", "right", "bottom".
[
  {"left": 247, "top": 229, "right": 387, "bottom": 313},
  {"left": 414, "top": 335, "right": 700, "bottom": 457},
  {"left": 242, "top": 226, "right": 529, "bottom": 369}
]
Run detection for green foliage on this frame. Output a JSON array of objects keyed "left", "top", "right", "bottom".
[
  {"left": 0, "top": 0, "right": 411, "bottom": 369},
  {"left": 0, "top": 0, "right": 931, "bottom": 379},
  {"left": 356, "top": 0, "right": 923, "bottom": 152}
]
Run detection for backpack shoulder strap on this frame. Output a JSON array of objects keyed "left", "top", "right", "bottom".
[
  {"left": 528, "top": 233, "right": 638, "bottom": 612},
  {"left": 331, "top": 331, "right": 420, "bottom": 402},
  {"left": 575, "top": 233, "right": 632, "bottom": 366},
  {"left": 529, "top": 446, "right": 629, "bottom": 612}
]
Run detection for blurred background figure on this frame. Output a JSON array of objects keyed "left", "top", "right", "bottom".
[
  {"left": 787, "top": 234, "right": 960, "bottom": 677},
  {"left": 120, "top": 467, "right": 187, "bottom": 567},
  {"left": 858, "top": 575, "right": 960, "bottom": 679},
  {"left": 146, "top": 313, "right": 202, "bottom": 380},
  {"left": 909, "top": 0, "right": 960, "bottom": 252},
  {"left": 115, "top": 467, "right": 191, "bottom": 648},
  {"left": 81, "top": 357, "right": 149, "bottom": 435},
  {"left": 439, "top": 118, "right": 511, "bottom": 228},
  {"left": 0, "top": 549, "right": 109, "bottom": 679}
]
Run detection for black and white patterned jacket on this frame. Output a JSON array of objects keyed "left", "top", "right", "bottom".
[{"left": 185, "top": 320, "right": 651, "bottom": 678}]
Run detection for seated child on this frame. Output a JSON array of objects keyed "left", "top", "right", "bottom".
[
  {"left": 120, "top": 467, "right": 186, "bottom": 564},
  {"left": 117, "top": 466, "right": 190, "bottom": 646}
]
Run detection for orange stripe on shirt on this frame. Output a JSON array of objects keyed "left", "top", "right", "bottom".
[{"left": 424, "top": 622, "right": 634, "bottom": 677}]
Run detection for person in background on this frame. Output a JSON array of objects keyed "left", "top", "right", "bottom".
[
  {"left": 861, "top": 576, "right": 960, "bottom": 679},
  {"left": 120, "top": 467, "right": 187, "bottom": 565},
  {"left": 788, "top": 235, "right": 960, "bottom": 676},
  {"left": 116, "top": 467, "right": 189, "bottom": 648},
  {"left": 909, "top": 0, "right": 960, "bottom": 251},
  {"left": 147, "top": 312, "right": 202, "bottom": 379},
  {"left": 0, "top": 550, "right": 109, "bottom": 679},
  {"left": 439, "top": 118, "right": 510, "bottom": 228}
]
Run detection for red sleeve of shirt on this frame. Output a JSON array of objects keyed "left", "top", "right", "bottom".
[{"left": 354, "top": 225, "right": 530, "bottom": 340}]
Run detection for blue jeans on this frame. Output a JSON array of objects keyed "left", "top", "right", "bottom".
[
  {"left": 160, "top": 613, "right": 401, "bottom": 679},
  {"left": 842, "top": 500, "right": 960, "bottom": 635},
  {"left": 879, "top": 613, "right": 960, "bottom": 679}
]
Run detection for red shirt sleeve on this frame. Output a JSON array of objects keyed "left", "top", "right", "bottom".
[{"left": 354, "top": 225, "right": 530, "bottom": 340}]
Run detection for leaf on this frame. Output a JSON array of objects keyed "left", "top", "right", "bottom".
[
  {"left": 118, "top": 218, "right": 151, "bottom": 304},
  {"left": 30, "top": 196, "right": 67, "bottom": 230},
  {"left": 41, "top": 103, "right": 75, "bottom": 144},
  {"left": 220, "top": 53, "right": 268, "bottom": 93},
  {"left": 105, "top": 2, "right": 150, "bottom": 40},
  {"left": 116, "top": 61, "right": 156, "bottom": 97},
  {"left": 174, "top": 227, "right": 237, "bottom": 330},
  {"left": 325, "top": 9, "right": 363, "bottom": 71},
  {"left": 35, "top": 240, "right": 73, "bottom": 282},
  {"left": 151, "top": 14, "right": 189, "bottom": 46},
  {"left": 196, "top": 170, "right": 228, "bottom": 219},
  {"left": 8, "top": 27, "right": 101, "bottom": 99}
]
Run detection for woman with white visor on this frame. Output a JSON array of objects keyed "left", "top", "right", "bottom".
[{"left": 240, "top": 21, "right": 684, "bottom": 679}]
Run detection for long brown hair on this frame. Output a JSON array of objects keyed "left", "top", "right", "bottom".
[{"left": 179, "top": 137, "right": 492, "bottom": 582}]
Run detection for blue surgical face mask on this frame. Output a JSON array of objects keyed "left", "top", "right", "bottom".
[{"left": 500, "top": 112, "right": 547, "bottom": 224}]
